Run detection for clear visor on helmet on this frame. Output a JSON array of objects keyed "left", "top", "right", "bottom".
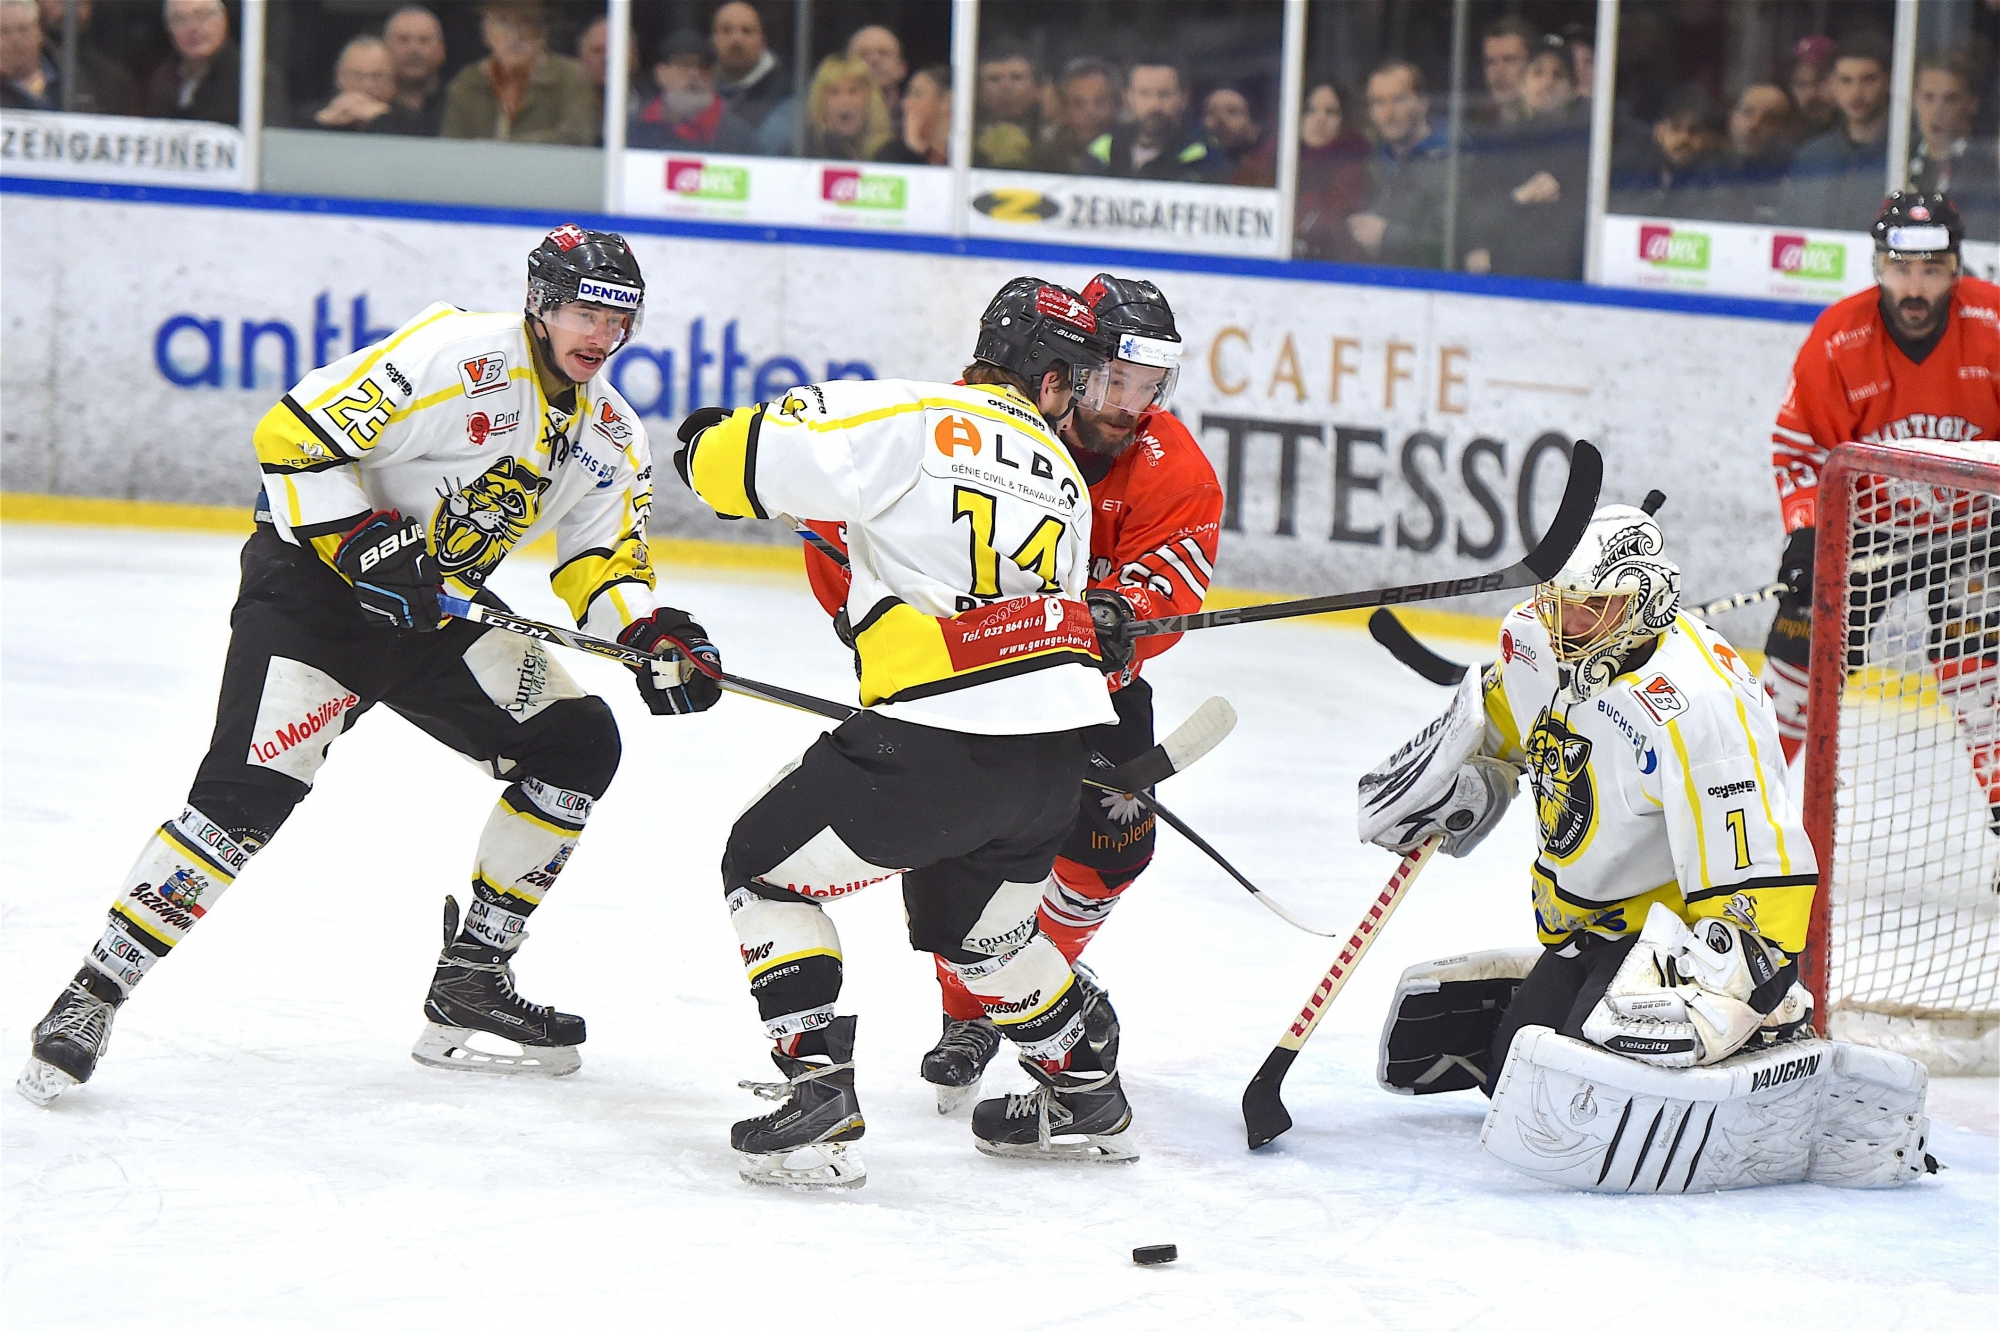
[
  {"left": 1533, "top": 585, "right": 1635, "bottom": 664},
  {"left": 541, "top": 299, "right": 642, "bottom": 351},
  {"left": 1074, "top": 333, "right": 1183, "bottom": 413}
]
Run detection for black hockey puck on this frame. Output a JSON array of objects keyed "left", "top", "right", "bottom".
[{"left": 1132, "top": 1244, "right": 1178, "bottom": 1266}]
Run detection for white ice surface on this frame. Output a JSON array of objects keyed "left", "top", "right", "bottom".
[{"left": 3, "top": 524, "right": 1994, "bottom": 1332}]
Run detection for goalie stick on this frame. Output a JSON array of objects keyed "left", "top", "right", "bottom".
[
  {"left": 1242, "top": 835, "right": 1443, "bottom": 1150},
  {"left": 1122, "top": 440, "right": 1601, "bottom": 641},
  {"left": 440, "top": 592, "right": 1230, "bottom": 797}
]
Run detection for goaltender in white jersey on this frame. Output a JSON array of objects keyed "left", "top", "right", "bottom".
[{"left": 1361, "top": 501, "right": 1936, "bottom": 1193}]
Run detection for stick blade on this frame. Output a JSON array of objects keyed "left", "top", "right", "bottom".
[
  {"left": 1242, "top": 1046, "right": 1299, "bottom": 1150},
  {"left": 1099, "top": 696, "right": 1237, "bottom": 791},
  {"left": 1367, "top": 610, "right": 1468, "bottom": 686},
  {"left": 1521, "top": 440, "right": 1603, "bottom": 582}
]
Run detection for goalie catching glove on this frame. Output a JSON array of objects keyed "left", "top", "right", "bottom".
[
  {"left": 334, "top": 510, "right": 443, "bottom": 631},
  {"left": 1358, "top": 668, "right": 1520, "bottom": 857},
  {"left": 617, "top": 609, "right": 723, "bottom": 715},
  {"left": 1581, "top": 902, "right": 1811, "bottom": 1068}
]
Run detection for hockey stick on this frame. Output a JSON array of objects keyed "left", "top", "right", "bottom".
[
  {"left": 1116, "top": 780, "right": 1350, "bottom": 937},
  {"left": 438, "top": 593, "right": 855, "bottom": 721},
  {"left": 1367, "top": 608, "right": 1474, "bottom": 685},
  {"left": 1242, "top": 835, "right": 1443, "bottom": 1150},
  {"left": 1124, "top": 441, "right": 1601, "bottom": 641}
]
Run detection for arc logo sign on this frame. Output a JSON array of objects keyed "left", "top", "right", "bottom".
[
  {"left": 821, "top": 168, "right": 906, "bottom": 210},
  {"left": 1638, "top": 225, "right": 1711, "bottom": 271},
  {"left": 666, "top": 158, "right": 750, "bottom": 201},
  {"left": 1771, "top": 234, "right": 1845, "bottom": 281}
]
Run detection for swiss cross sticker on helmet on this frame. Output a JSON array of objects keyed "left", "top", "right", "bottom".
[
  {"left": 1034, "top": 285, "right": 1096, "bottom": 331},
  {"left": 547, "top": 224, "right": 588, "bottom": 250}
]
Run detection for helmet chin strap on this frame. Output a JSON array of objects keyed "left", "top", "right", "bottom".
[{"left": 524, "top": 310, "right": 582, "bottom": 387}]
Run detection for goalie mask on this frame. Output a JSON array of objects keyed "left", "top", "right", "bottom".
[{"left": 1534, "top": 503, "right": 1681, "bottom": 702}]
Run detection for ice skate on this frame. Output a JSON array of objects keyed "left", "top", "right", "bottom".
[
  {"left": 971, "top": 1058, "right": 1137, "bottom": 1164},
  {"left": 734, "top": 1015, "right": 866, "bottom": 1189},
  {"left": 411, "top": 896, "right": 583, "bottom": 1077},
  {"left": 922, "top": 1015, "right": 1001, "bottom": 1115},
  {"left": 17, "top": 968, "right": 124, "bottom": 1107}
]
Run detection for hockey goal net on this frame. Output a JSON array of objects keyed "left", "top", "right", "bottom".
[{"left": 1802, "top": 438, "right": 1999, "bottom": 1075}]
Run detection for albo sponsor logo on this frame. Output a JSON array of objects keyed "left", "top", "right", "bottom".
[
  {"left": 665, "top": 158, "right": 749, "bottom": 200},
  {"left": 1771, "top": 234, "right": 1845, "bottom": 281},
  {"left": 821, "top": 167, "right": 905, "bottom": 210},
  {"left": 1638, "top": 224, "right": 1710, "bottom": 270}
]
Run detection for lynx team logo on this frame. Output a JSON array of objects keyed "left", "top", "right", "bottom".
[
  {"left": 1525, "top": 708, "right": 1596, "bottom": 862},
  {"left": 432, "top": 456, "right": 551, "bottom": 580}
]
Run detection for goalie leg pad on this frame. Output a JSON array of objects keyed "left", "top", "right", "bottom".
[
  {"left": 1378, "top": 948, "right": 1542, "bottom": 1095},
  {"left": 1480, "top": 1026, "right": 1937, "bottom": 1193}
]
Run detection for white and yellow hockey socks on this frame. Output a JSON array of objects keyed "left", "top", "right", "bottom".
[
  {"left": 947, "top": 935, "right": 1086, "bottom": 1071},
  {"left": 461, "top": 777, "right": 594, "bottom": 951},
  {"left": 728, "top": 883, "right": 845, "bottom": 1048},
  {"left": 88, "top": 806, "right": 256, "bottom": 997}
]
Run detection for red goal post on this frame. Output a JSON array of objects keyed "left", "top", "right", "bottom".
[{"left": 1800, "top": 437, "right": 1999, "bottom": 1075}]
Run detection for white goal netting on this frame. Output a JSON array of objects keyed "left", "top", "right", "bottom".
[{"left": 1814, "top": 440, "right": 1999, "bottom": 1076}]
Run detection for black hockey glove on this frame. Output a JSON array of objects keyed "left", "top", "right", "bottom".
[
  {"left": 334, "top": 511, "right": 442, "bottom": 632},
  {"left": 671, "top": 407, "right": 732, "bottom": 490},
  {"left": 1086, "top": 588, "right": 1139, "bottom": 677},
  {"left": 618, "top": 609, "right": 723, "bottom": 715},
  {"left": 1777, "top": 526, "right": 1816, "bottom": 600}
]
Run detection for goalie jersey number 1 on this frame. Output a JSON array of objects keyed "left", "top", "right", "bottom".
[{"left": 921, "top": 408, "right": 1084, "bottom": 609}]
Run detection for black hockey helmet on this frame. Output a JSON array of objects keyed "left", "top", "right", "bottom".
[
  {"left": 1078, "top": 272, "right": 1183, "bottom": 411},
  {"left": 526, "top": 224, "right": 646, "bottom": 352},
  {"left": 1872, "top": 191, "right": 1963, "bottom": 260},
  {"left": 972, "top": 277, "right": 1115, "bottom": 399}
]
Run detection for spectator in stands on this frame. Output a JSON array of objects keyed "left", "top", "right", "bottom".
[
  {"left": 802, "top": 52, "right": 890, "bottom": 161},
  {"left": 1348, "top": 58, "right": 1449, "bottom": 268},
  {"left": 306, "top": 34, "right": 419, "bottom": 134},
  {"left": 1610, "top": 84, "right": 1724, "bottom": 217},
  {"left": 629, "top": 28, "right": 755, "bottom": 154},
  {"left": 1562, "top": 20, "right": 1595, "bottom": 96},
  {"left": 846, "top": 24, "right": 905, "bottom": 132},
  {"left": 1479, "top": 16, "right": 1537, "bottom": 125},
  {"left": 875, "top": 62, "right": 948, "bottom": 165},
  {"left": 1776, "top": 32, "right": 1892, "bottom": 230},
  {"left": 1908, "top": 52, "right": 1998, "bottom": 240},
  {"left": 24, "top": 0, "right": 136, "bottom": 114},
  {"left": 577, "top": 15, "right": 638, "bottom": 143},
  {"left": 1462, "top": 34, "right": 1591, "bottom": 279},
  {"left": 1706, "top": 82, "right": 1796, "bottom": 223},
  {"left": 1030, "top": 56, "right": 1118, "bottom": 174},
  {"left": 440, "top": 1, "right": 596, "bottom": 145},
  {"left": 1293, "top": 79, "right": 1370, "bottom": 262},
  {"left": 1, "top": 0, "right": 55, "bottom": 108},
  {"left": 973, "top": 43, "right": 1040, "bottom": 168},
  {"left": 142, "top": 0, "right": 288, "bottom": 127},
  {"left": 1204, "top": 85, "right": 1275, "bottom": 187},
  {"left": 712, "top": 1, "right": 796, "bottom": 155},
  {"left": 383, "top": 5, "right": 448, "bottom": 136},
  {"left": 1787, "top": 36, "right": 1838, "bottom": 141},
  {"left": 1085, "top": 57, "right": 1228, "bottom": 182}
]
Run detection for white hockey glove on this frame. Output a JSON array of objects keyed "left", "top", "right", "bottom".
[
  {"left": 1359, "top": 671, "right": 1520, "bottom": 858},
  {"left": 1581, "top": 903, "right": 1791, "bottom": 1068}
]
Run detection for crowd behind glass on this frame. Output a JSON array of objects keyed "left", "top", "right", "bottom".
[{"left": 4, "top": 0, "right": 1994, "bottom": 276}]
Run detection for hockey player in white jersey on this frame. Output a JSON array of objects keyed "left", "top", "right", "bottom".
[
  {"left": 1362, "top": 503, "right": 1934, "bottom": 1191},
  {"left": 674, "top": 277, "right": 1131, "bottom": 1186},
  {"left": 19, "top": 225, "right": 722, "bottom": 1105}
]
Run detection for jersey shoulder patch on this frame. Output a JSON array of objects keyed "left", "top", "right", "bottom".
[{"left": 1630, "top": 670, "right": 1687, "bottom": 725}]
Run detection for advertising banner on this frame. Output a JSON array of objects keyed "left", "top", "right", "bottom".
[
  {"left": 1603, "top": 213, "right": 2000, "bottom": 301},
  {"left": 1, "top": 191, "right": 1811, "bottom": 618},
  {"left": 620, "top": 150, "right": 953, "bottom": 232},
  {"left": 963, "top": 169, "right": 1282, "bottom": 258},
  {"left": 0, "top": 110, "right": 245, "bottom": 189}
]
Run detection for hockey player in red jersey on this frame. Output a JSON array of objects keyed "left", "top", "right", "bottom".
[
  {"left": 1760, "top": 191, "right": 2000, "bottom": 827},
  {"left": 797, "top": 274, "right": 1224, "bottom": 1110}
]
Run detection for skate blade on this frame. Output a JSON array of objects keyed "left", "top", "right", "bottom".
[
  {"left": 974, "top": 1134, "right": 1139, "bottom": 1165},
  {"left": 410, "top": 1024, "right": 581, "bottom": 1078},
  {"left": 15, "top": 1057, "right": 79, "bottom": 1107},
  {"left": 738, "top": 1142, "right": 868, "bottom": 1190},
  {"left": 934, "top": 1078, "right": 981, "bottom": 1116}
]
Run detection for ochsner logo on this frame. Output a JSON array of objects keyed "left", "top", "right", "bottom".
[
  {"left": 1771, "top": 234, "right": 1845, "bottom": 280},
  {"left": 821, "top": 167, "right": 906, "bottom": 210},
  {"left": 665, "top": 157, "right": 749, "bottom": 200},
  {"left": 1638, "top": 224, "right": 1710, "bottom": 270}
]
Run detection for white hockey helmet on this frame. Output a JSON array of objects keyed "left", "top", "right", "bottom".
[{"left": 1533, "top": 503, "right": 1681, "bottom": 701}]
